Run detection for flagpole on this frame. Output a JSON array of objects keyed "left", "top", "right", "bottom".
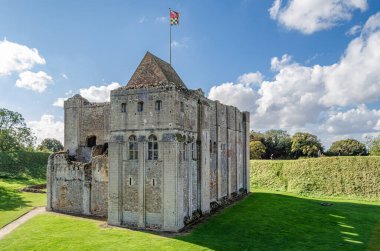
[{"left": 169, "top": 8, "right": 172, "bottom": 65}]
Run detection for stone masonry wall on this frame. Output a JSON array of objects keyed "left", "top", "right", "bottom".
[{"left": 46, "top": 152, "right": 108, "bottom": 217}]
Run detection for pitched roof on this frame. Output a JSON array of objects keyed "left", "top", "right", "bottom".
[{"left": 125, "top": 52, "right": 187, "bottom": 90}]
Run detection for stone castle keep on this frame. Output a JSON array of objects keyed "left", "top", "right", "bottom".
[{"left": 47, "top": 52, "right": 250, "bottom": 232}]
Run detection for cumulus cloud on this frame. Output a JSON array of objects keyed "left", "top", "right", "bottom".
[
  {"left": 320, "top": 12, "right": 380, "bottom": 106},
  {"left": 28, "top": 114, "right": 64, "bottom": 145},
  {"left": 237, "top": 72, "right": 263, "bottom": 86},
  {"left": 323, "top": 105, "right": 380, "bottom": 134},
  {"left": 0, "top": 39, "right": 46, "bottom": 76},
  {"left": 208, "top": 12, "right": 380, "bottom": 146},
  {"left": 208, "top": 82, "right": 258, "bottom": 113},
  {"left": 53, "top": 98, "right": 67, "bottom": 107},
  {"left": 15, "top": 71, "right": 53, "bottom": 93},
  {"left": 269, "top": 0, "right": 368, "bottom": 34},
  {"left": 53, "top": 82, "right": 121, "bottom": 107},
  {"left": 79, "top": 82, "right": 121, "bottom": 102}
]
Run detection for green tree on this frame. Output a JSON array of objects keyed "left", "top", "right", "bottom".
[
  {"left": 37, "top": 138, "right": 64, "bottom": 152},
  {"left": 262, "top": 130, "right": 291, "bottom": 159},
  {"left": 291, "top": 132, "right": 323, "bottom": 158},
  {"left": 250, "top": 141, "right": 266, "bottom": 159},
  {"left": 328, "top": 139, "right": 367, "bottom": 156},
  {"left": 367, "top": 136, "right": 380, "bottom": 156},
  {"left": 250, "top": 131, "right": 265, "bottom": 142},
  {"left": 0, "top": 108, "right": 35, "bottom": 151}
]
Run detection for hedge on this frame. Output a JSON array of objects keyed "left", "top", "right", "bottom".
[
  {"left": 251, "top": 156, "right": 380, "bottom": 200},
  {"left": 0, "top": 151, "right": 50, "bottom": 179}
]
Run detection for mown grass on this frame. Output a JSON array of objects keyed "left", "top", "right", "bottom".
[
  {"left": 1, "top": 189, "right": 379, "bottom": 251},
  {"left": 0, "top": 177, "right": 46, "bottom": 228}
]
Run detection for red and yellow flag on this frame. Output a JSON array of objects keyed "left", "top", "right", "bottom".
[{"left": 170, "top": 10, "right": 179, "bottom": 25}]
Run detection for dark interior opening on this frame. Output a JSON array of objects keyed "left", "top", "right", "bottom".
[
  {"left": 102, "top": 143, "right": 109, "bottom": 154},
  {"left": 87, "top": 135, "right": 97, "bottom": 147}
]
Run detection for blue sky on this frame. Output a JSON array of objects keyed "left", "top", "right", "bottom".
[{"left": 0, "top": 0, "right": 380, "bottom": 148}]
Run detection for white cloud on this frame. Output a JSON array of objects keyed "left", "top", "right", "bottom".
[
  {"left": 171, "top": 37, "right": 189, "bottom": 49},
  {"left": 28, "top": 114, "right": 64, "bottom": 145},
  {"left": 237, "top": 72, "right": 263, "bottom": 86},
  {"left": 15, "top": 71, "right": 52, "bottom": 93},
  {"left": 156, "top": 16, "right": 167, "bottom": 23},
  {"left": 0, "top": 39, "right": 46, "bottom": 76},
  {"left": 208, "top": 82, "right": 258, "bottom": 113},
  {"left": 346, "top": 24, "right": 362, "bottom": 36},
  {"left": 320, "top": 12, "right": 380, "bottom": 106},
  {"left": 208, "top": 12, "right": 380, "bottom": 146},
  {"left": 53, "top": 97, "right": 67, "bottom": 107},
  {"left": 269, "top": 0, "right": 368, "bottom": 34},
  {"left": 79, "top": 82, "right": 121, "bottom": 102},
  {"left": 61, "top": 73, "right": 68, "bottom": 79},
  {"left": 322, "top": 105, "right": 380, "bottom": 135},
  {"left": 53, "top": 82, "right": 121, "bottom": 106}
]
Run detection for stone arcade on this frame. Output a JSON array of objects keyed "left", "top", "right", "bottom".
[{"left": 47, "top": 52, "right": 250, "bottom": 232}]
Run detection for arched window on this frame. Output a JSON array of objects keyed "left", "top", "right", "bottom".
[
  {"left": 121, "top": 103, "right": 127, "bottom": 113},
  {"left": 137, "top": 101, "right": 144, "bottom": 112},
  {"left": 128, "top": 135, "right": 138, "bottom": 160},
  {"left": 87, "top": 135, "right": 96, "bottom": 147},
  {"left": 148, "top": 135, "right": 158, "bottom": 160},
  {"left": 155, "top": 100, "right": 162, "bottom": 111}
]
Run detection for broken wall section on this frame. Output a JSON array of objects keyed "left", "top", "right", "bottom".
[{"left": 46, "top": 152, "right": 108, "bottom": 217}]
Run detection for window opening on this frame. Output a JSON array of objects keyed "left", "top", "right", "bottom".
[
  {"left": 148, "top": 135, "right": 158, "bottom": 160},
  {"left": 137, "top": 101, "right": 144, "bottom": 112},
  {"left": 121, "top": 103, "right": 127, "bottom": 113},
  {"left": 155, "top": 100, "right": 162, "bottom": 111},
  {"left": 87, "top": 136, "right": 96, "bottom": 147},
  {"left": 128, "top": 135, "right": 138, "bottom": 160}
]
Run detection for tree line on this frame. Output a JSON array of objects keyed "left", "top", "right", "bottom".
[
  {"left": 2, "top": 107, "right": 380, "bottom": 157},
  {"left": 0, "top": 108, "right": 63, "bottom": 153},
  {"left": 250, "top": 129, "right": 380, "bottom": 159}
]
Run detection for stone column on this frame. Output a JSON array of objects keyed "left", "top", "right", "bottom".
[
  {"left": 137, "top": 140, "right": 146, "bottom": 228},
  {"left": 243, "top": 112, "right": 250, "bottom": 193},
  {"left": 108, "top": 135, "right": 123, "bottom": 226}
]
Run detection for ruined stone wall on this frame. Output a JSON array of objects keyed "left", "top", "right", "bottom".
[
  {"left": 46, "top": 152, "right": 108, "bottom": 217},
  {"left": 64, "top": 95, "right": 110, "bottom": 157}
]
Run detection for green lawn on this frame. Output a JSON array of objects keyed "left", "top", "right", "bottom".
[
  {"left": 1, "top": 189, "right": 379, "bottom": 251},
  {"left": 0, "top": 177, "right": 46, "bottom": 228}
]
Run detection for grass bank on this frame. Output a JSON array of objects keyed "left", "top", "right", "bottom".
[
  {"left": 251, "top": 157, "right": 380, "bottom": 200},
  {"left": 0, "top": 190, "right": 380, "bottom": 250}
]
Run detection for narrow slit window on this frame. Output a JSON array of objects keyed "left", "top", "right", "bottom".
[
  {"left": 129, "top": 177, "right": 132, "bottom": 186},
  {"left": 155, "top": 100, "right": 162, "bottom": 111},
  {"left": 152, "top": 179, "right": 155, "bottom": 186},
  {"left": 180, "top": 101, "right": 184, "bottom": 112},
  {"left": 148, "top": 135, "right": 158, "bottom": 160},
  {"left": 183, "top": 143, "right": 187, "bottom": 160},
  {"left": 128, "top": 135, "right": 138, "bottom": 160},
  {"left": 137, "top": 101, "right": 144, "bottom": 112},
  {"left": 191, "top": 143, "right": 197, "bottom": 160},
  {"left": 121, "top": 103, "right": 127, "bottom": 113}
]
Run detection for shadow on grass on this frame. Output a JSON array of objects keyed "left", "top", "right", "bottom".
[
  {"left": 0, "top": 186, "right": 31, "bottom": 212},
  {"left": 176, "top": 192, "right": 380, "bottom": 251}
]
